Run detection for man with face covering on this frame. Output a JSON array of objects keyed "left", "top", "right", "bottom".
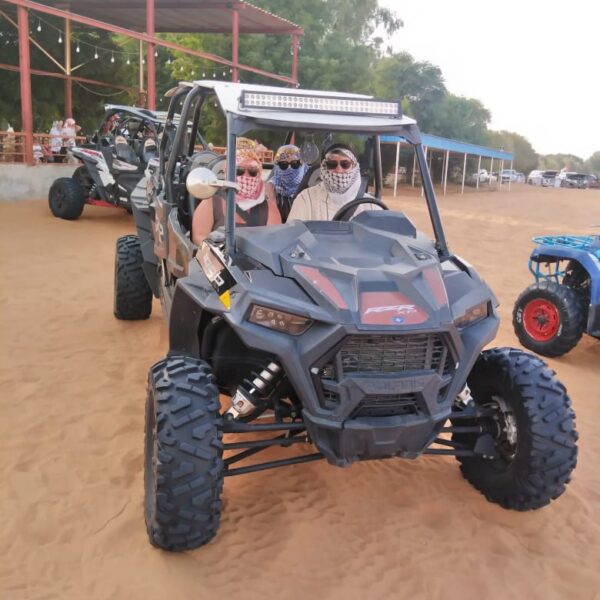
[
  {"left": 287, "top": 144, "right": 378, "bottom": 221},
  {"left": 191, "top": 138, "right": 280, "bottom": 245},
  {"left": 266, "top": 144, "right": 307, "bottom": 221}
]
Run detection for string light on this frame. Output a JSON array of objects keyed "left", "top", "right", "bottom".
[
  {"left": 111, "top": 53, "right": 115, "bottom": 63},
  {"left": 94, "top": 47, "right": 99, "bottom": 59},
  {"left": 126, "top": 57, "right": 131, "bottom": 65},
  {"left": 76, "top": 42, "right": 80, "bottom": 53},
  {"left": 202, "top": 71, "right": 206, "bottom": 77},
  {"left": 58, "top": 32, "right": 62, "bottom": 43},
  {"left": 154, "top": 49, "right": 158, "bottom": 57},
  {"left": 37, "top": 20, "right": 42, "bottom": 32}
]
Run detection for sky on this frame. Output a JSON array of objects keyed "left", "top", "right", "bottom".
[{"left": 378, "top": 0, "right": 599, "bottom": 158}]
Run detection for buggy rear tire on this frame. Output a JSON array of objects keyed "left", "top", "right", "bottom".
[
  {"left": 512, "top": 282, "right": 585, "bottom": 357},
  {"left": 145, "top": 356, "right": 224, "bottom": 551},
  {"left": 452, "top": 348, "right": 577, "bottom": 510},
  {"left": 114, "top": 235, "right": 152, "bottom": 320},
  {"left": 48, "top": 177, "right": 86, "bottom": 220}
]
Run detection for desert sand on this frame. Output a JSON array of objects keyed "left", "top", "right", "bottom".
[{"left": 1, "top": 184, "right": 599, "bottom": 600}]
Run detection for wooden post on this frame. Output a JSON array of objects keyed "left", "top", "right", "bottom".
[
  {"left": 291, "top": 33, "right": 299, "bottom": 86},
  {"left": 461, "top": 152, "right": 467, "bottom": 194},
  {"left": 146, "top": 0, "right": 156, "bottom": 109},
  {"left": 232, "top": 8, "right": 239, "bottom": 82},
  {"left": 476, "top": 155, "right": 481, "bottom": 190},
  {"left": 64, "top": 13, "right": 72, "bottom": 118},
  {"left": 17, "top": 5, "right": 34, "bottom": 165}
]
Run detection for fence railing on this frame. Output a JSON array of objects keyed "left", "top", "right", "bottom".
[
  {"left": 0, "top": 131, "right": 275, "bottom": 165},
  {"left": 0, "top": 130, "right": 87, "bottom": 164}
]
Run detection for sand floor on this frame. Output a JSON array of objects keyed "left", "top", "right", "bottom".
[{"left": 1, "top": 185, "right": 599, "bottom": 599}]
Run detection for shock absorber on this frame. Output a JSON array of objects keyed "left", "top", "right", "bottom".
[{"left": 225, "top": 362, "right": 283, "bottom": 420}]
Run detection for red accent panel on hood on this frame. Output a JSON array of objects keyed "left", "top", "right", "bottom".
[
  {"left": 360, "top": 291, "right": 429, "bottom": 325},
  {"left": 295, "top": 265, "right": 348, "bottom": 309},
  {"left": 422, "top": 266, "right": 449, "bottom": 308}
]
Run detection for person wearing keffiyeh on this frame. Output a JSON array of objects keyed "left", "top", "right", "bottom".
[
  {"left": 287, "top": 144, "right": 380, "bottom": 221},
  {"left": 266, "top": 144, "right": 308, "bottom": 221},
  {"left": 191, "top": 138, "right": 280, "bottom": 244}
]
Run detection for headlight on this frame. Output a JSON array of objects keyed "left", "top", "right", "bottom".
[
  {"left": 248, "top": 304, "right": 312, "bottom": 335},
  {"left": 454, "top": 301, "right": 489, "bottom": 328}
]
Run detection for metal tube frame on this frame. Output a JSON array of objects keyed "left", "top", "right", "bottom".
[{"left": 415, "top": 143, "right": 450, "bottom": 259}]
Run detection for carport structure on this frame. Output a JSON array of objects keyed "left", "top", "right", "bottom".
[
  {"left": 1, "top": 0, "right": 303, "bottom": 163},
  {"left": 382, "top": 133, "right": 514, "bottom": 196}
]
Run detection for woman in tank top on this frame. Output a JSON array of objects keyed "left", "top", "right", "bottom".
[{"left": 192, "top": 140, "right": 281, "bottom": 245}]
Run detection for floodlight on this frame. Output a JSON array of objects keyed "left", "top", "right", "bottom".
[{"left": 240, "top": 91, "right": 402, "bottom": 117}]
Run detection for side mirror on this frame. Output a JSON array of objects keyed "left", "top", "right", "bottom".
[{"left": 186, "top": 167, "right": 239, "bottom": 199}]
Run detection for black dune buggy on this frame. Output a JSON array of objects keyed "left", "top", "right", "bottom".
[
  {"left": 114, "top": 82, "right": 578, "bottom": 551},
  {"left": 48, "top": 105, "right": 162, "bottom": 220}
]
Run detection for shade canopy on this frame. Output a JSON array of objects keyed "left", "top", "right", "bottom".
[{"left": 35, "top": 0, "right": 303, "bottom": 34}]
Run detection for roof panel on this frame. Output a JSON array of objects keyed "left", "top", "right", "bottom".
[
  {"left": 36, "top": 0, "right": 303, "bottom": 34},
  {"left": 381, "top": 133, "right": 514, "bottom": 161}
]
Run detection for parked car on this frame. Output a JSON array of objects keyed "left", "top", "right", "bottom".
[
  {"left": 466, "top": 168, "right": 497, "bottom": 185},
  {"left": 541, "top": 170, "right": 559, "bottom": 187},
  {"left": 527, "top": 170, "right": 544, "bottom": 185},
  {"left": 500, "top": 169, "right": 519, "bottom": 183},
  {"left": 585, "top": 174, "right": 600, "bottom": 189},
  {"left": 515, "top": 171, "right": 526, "bottom": 183},
  {"left": 559, "top": 172, "right": 589, "bottom": 189}
]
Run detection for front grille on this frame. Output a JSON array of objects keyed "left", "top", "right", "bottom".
[
  {"left": 352, "top": 393, "right": 418, "bottom": 418},
  {"left": 339, "top": 334, "right": 453, "bottom": 376},
  {"left": 313, "top": 334, "right": 455, "bottom": 414}
]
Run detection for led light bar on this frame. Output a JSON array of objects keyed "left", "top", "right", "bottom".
[{"left": 240, "top": 91, "right": 402, "bottom": 117}]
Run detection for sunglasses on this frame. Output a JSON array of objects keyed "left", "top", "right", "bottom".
[
  {"left": 324, "top": 159, "right": 353, "bottom": 171},
  {"left": 236, "top": 167, "right": 260, "bottom": 177},
  {"left": 277, "top": 160, "right": 302, "bottom": 170}
]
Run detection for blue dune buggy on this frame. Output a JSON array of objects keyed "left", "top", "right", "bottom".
[{"left": 513, "top": 235, "right": 600, "bottom": 357}]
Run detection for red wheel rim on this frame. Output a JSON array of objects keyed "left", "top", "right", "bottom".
[{"left": 522, "top": 299, "right": 560, "bottom": 341}]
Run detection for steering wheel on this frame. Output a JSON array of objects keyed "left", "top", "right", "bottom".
[{"left": 332, "top": 196, "right": 390, "bottom": 221}]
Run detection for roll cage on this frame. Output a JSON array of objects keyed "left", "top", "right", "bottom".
[{"left": 159, "top": 82, "right": 450, "bottom": 260}]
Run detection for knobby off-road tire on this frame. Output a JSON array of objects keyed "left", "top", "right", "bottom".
[
  {"left": 72, "top": 165, "right": 99, "bottom": 199},
  {"left": 452, "top": 348, "right": 577, "bottom": 510},
  {"left": 48, "top": 177, "right": 86, "bottom": 220},
  {"left": 114, "top": 235, "right": 152, "bottom": 320},
  {"left": 512, "top": 282, "right": 586, "bottom": 357},
  {"left": 145, "top": 356, "right": 224, "bottom": 551}
]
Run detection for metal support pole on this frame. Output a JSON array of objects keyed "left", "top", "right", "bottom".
[
  {"left": 411, "top": 151, "right": 416, "bottom": 187},
  {"left": 461, "top": 152, "right": 467, "bottom": 194},
  {"left": 509, "top": 158, "right": 513, "bottom": 191},
  {"left": 291, "top": 33, "right": 299, "bottom": 86},
  {"left": 64, "top": 13, "right": 72, "bottom": 118},
  {"left": 138, "top": 39, "right": 145, "bottom": 106},
  {"left": 476, "top": 155, "right": 481, "bottom": 190},
  {"left": 146, "top": 0, "right": 156, "bottom": 110},
  {"left": 443, "top": 149, "right": 449, "bottom": 196},
  {"left": 499, "top": 159, "right": 504, "bottom": 187},
  {"left": 232, "top": 8, "right": 239, "bottom": 82},
  {"left": 393, "top": 141, "right": 400, "bottom": 197},
  {"left": 490, "top": 157, "right": 494, "bottom": 187},
  {"left": 17, "top": 5, "right": 34, "bottom": 165}
]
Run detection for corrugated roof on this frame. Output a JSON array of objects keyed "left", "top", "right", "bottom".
[
  {"left": 381, "top": 133, "right": 513, "bottom": 161},
  {"left": 36, "top": 0, "right": 303, "bottom": 34}
]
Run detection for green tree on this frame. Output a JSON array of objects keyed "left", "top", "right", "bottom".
[
  {"left": 431, "top": 94, "right": 491, "bottom": 145},
  {"left": 585, "top": 151, "right": 600, "bottom": 174},
  {"left": 487, "top": 130, "right": 538, "bottom": 174},
  {"left": 538, "top": 153, "right": 585, "bottom": 172},
  {"left": 373, "top": 52, "right": 446, "bottom": 131}
]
